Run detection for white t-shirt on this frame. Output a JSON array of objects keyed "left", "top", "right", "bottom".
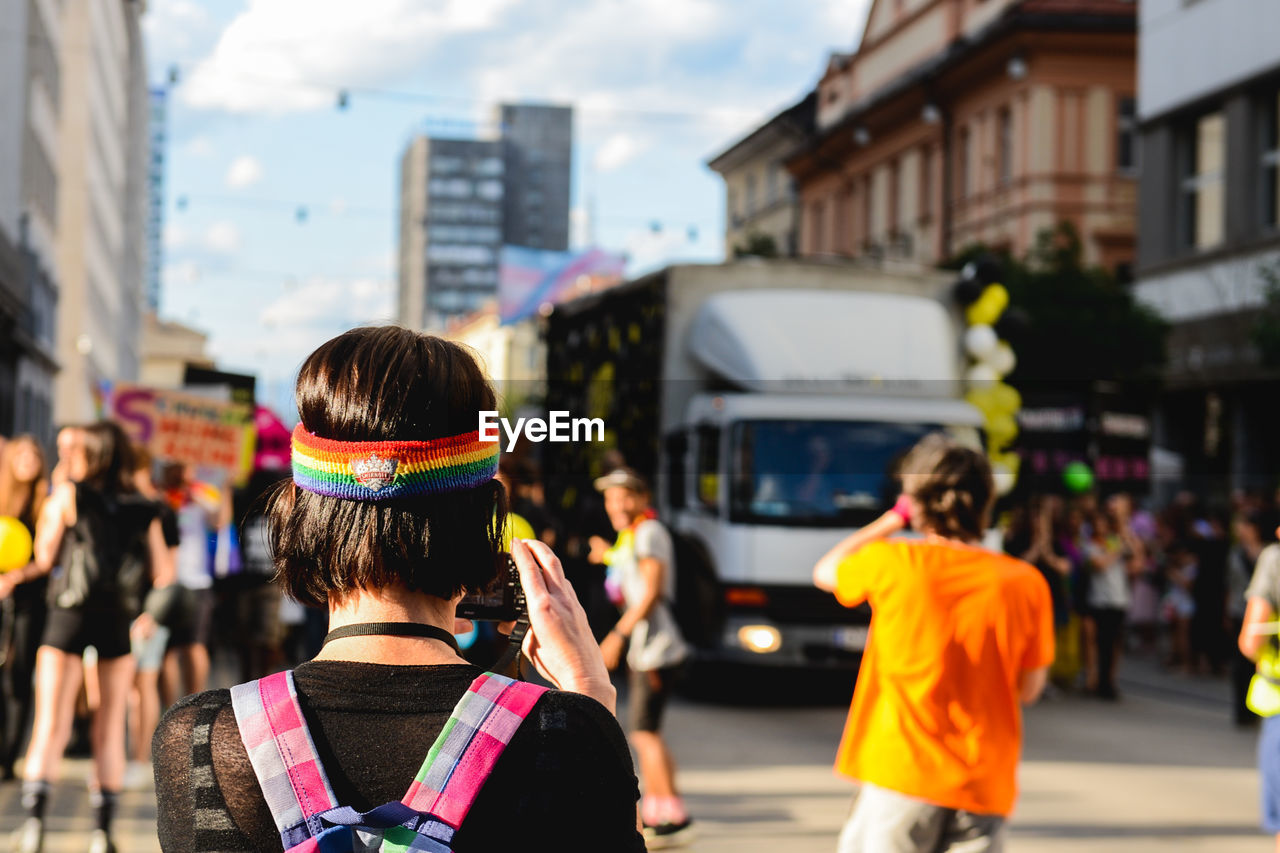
[
  {"left": 174, "top": 502, "right": 213, "bottom": 590},
  {"left": 615, "top": 519, "right": 688, "bottom": 672},
  {"left": 1086, "top": 539, "right": 1130, "bottom": 610}
]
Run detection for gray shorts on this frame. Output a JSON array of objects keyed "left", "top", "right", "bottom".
[
  {"left": 837, "top": 783, "right": 1006, "bottom": 853},
  {"left": 131, "top": 625, "right": 170, "bottom": 673}
]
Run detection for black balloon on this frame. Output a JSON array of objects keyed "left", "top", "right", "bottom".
[
  {"left": 994, "top": 307, "right": 1031, "bottom": 343},
  {"left": 972, "top": 255, "right": 1003, "bottom": 286},
  {"left": 953, "top": 277, "right": 984, "bottom": 305}
]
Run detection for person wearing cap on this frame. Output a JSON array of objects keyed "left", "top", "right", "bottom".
[{"left": 593, "top": 467, "right": 694, "bottom": 848}]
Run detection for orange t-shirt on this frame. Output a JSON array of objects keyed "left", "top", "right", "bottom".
[{"left": 833, "top": 538, "right": 1054, "bottom": 817}]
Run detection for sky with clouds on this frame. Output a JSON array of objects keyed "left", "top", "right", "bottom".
[{"left": 143, "top": 0, "right": 872, "bottom": 414}]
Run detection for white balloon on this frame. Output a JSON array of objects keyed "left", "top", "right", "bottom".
[
  {"left": 992, "top": 461, "right": 1017, "bottom": 496},
  {"left": 966, "top": 364, "right": 999, "bottom": 388},
  {"left": 964, "top": 325, "right": 999, "bottom": 360},
  {"left": 987, "top": 342, "right": 1017, "bottom": 376}
]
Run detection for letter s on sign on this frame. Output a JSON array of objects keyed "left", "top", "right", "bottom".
[{"left": 114, "top": 388, "right": 157, "bottom": 444}]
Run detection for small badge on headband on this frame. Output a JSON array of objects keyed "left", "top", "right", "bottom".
[{"left": 352, "top": 453, "right": 398, "bottom": 492}]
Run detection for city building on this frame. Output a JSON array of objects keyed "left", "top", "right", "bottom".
[
  {"left": 444, "top": 300, "right": 545, "bottom": 406},
  {"left": 0, "top": 0, "right": 61, "bottom": 441},
  {"left": 146, "top": 86, "right": 167, "bottom": 312},
  {"left": 138, "top": 311, "right": 214, "bottom": 389},
  {"left": 1133, "top": 0, "right": 1280, "bottom": 495},
  {"left": 397, "top": 136, "right": 505, "bottom": 329},
  {"left": 787, "top": 0, "right": 1136, "bottom": 273},
  {"left": 497, "top": 103, "right": 573, "bottom": 252},
  {"left": 397, "top": 103, "right": 575, "bottom": 330},
  {"left": 52, "top": 0, "right": 150, "bottom": 423},
  {"left": 706, "top": 92, "right": 815, "bottom": 258}
]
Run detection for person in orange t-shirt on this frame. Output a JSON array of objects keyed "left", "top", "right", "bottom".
[{"left": 813, "top": 435, "right": 1053, "bottom": 853}]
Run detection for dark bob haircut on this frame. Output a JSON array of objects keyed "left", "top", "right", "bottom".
[
  {"left": 899, "top": 433, "right": 994, "bottom": 542},
  {"left": 268, "top": 326, "right": 507, "bottom": 607}
]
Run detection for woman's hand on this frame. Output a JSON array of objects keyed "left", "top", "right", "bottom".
[
  {"left": 599, "top": 630, "right": 625, "bottom": 671},
  {"left": 0, "top": 572, "right": 17, "bottom": 602},
  {"left": 131, "top": 611, "right": 158, "bottom": 641},
  {"left": 587, "top": 535, "right": 611, "bottom": 565},
  {"left": 508, "top": 539, "right": 616, "bottom": 713}
]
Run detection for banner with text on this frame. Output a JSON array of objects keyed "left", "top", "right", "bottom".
[{"left": 111, "top": 384, "right": 255, "bottom": 482}]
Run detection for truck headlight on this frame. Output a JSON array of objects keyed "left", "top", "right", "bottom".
[{"left": 737, "top": 624, "right": 782, "bottom": 654}]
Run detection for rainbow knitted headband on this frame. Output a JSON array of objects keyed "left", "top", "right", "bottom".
[{"left": 290, "top": 423, "right": 499, "bottom": 500}]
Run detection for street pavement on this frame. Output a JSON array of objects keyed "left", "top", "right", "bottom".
[{"left": 0, "top": 655, "right": 1265, "bottom": 852}]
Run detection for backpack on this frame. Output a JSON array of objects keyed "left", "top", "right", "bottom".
[
  {"left": 49, "top": 486, "right": 156, "bottom": 612},
  {"left": 230, "top": 669, "right": 548, "bottom": 852}
]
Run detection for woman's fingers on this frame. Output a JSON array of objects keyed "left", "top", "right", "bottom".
[
  {"left": 523, "top": 539, "right": 567, "bottom": 585},
  {"left": 511, "top": 538, "right": 549, "bottom": 600}
]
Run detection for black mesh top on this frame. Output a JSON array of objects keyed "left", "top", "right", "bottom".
[{"left": 152, "top": 660, "right": 645, "bottom": 852}]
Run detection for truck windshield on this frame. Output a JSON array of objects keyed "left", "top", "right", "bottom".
[{"left": 730, "top": 420, "right": 939, "bottom": 527}]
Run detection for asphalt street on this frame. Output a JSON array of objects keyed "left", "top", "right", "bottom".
[{"left": 0, "top": 656, "right": 1265, "bottom": 852}]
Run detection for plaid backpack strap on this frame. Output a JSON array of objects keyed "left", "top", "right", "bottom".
[
  {"left": 231, "top": 671, "right": 340, "bottom": 850},
  {"left": 401, "top": 672, "right": 548, "bottom": 832}
]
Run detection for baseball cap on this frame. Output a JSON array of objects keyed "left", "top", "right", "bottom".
[{"left": 593, "top": 467, "right": 649, "bottom": 493}]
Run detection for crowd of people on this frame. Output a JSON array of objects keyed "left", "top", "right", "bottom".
[
  {"left": 0, "top": 423, "right": 293, "bottom": 853},
  {"left": 1002, "top": 487, "right": 1278, "bottom": 722},
  {"left": 1, "top": 325, "right": 1279, "bottom": 852}
]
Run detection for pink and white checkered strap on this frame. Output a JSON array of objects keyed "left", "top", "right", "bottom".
[{"left": 231, "top": 671, "right": 339, "bottom": 848}]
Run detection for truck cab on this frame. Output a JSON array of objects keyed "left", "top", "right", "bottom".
[{"left": 664, "top": 392, "right": 983, "bottom": 668}]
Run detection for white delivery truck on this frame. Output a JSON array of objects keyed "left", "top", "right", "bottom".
[{"left": 543, "top": 259, "right": 983, "bottom": 671}]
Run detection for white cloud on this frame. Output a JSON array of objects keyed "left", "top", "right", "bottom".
[
  {"left": 593, "top": 133, "right": 649, "bottom": 173},
  {"left": 163, "top": 260, "right": 201, "bottom": 287},
  {"left": 225, "top": 155, "right": 264, "bottom": 189},
  {"left": 203, "top": 222, "right": 241, "bottom": 254},
  {"left": 182, "top": 0, "right": 517, "bottom": 114},
  {"left": 163, "top": 223, "right": 190, "bottom": 251},
  {"left": 181, "top": 136, "right": 215, "bottom": 157},
  {"left": 143, "top": 0, "right": 216, "bottom": 59},
  {"left": 259, "top": 276, "right": 394, "bottom": 329}
]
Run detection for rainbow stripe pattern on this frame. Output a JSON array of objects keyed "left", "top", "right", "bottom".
[{"left": 290, "top": 423, "right": 498, "bottom": 501}]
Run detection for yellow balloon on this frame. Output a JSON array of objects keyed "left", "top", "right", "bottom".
[
  {"left": 985, "top": 412, "right": 1018, "bottom": 448},
  {"left": 500, "top": 511, "right": 537, "bottom": 552},
  {"left": 989, "top": 382, "right": 1022, "bottom": 415},
  {"left": 965, "top": 387, "right": 998, "bottom": 415},
  {"left": 991, "top": 450, "right": 1022, "bottom": 476},
  {"left": 0, "top": 516, "right": 33, "bottom": 572},
  {"left": 965, "top": 284, "right": 1010, "bottom": 326}
]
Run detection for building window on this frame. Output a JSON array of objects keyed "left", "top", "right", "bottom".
[
  {"left": 1262, "top": 90, "right": 1280, "bottom": 229},
  {"left": 1117, "top": 96, "right": 1138, "bottom": 174},
  {"left": 1180, "top": 111, "right": 1225, "bottom": 250},
  {"left": 957, "top": 127, "right": 971, "bottom": 199},
  {"left": 728, "top": 188, "right": 739, "bottom": 226},
  {"left": 810, "top": 201, "right": 824, "bottom": 253},
  {"left": 998, "top": 107, "right": 1013, "bottom": 185},
  {"left": 767, "top": 166, "right": 780, "bottom": 206},
  {"left": 746, "top": 173, "right": 757, "bottom": 216}
]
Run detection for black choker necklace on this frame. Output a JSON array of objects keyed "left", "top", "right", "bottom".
[{"left": 322, "top": 622, "right": 460, "bottom": 653}]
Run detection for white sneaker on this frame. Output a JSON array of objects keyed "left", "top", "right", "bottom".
[
  {"left": 87, "top": 829, "right": 116, "bottom": 853},
  {"left": 123, "top": 761, "right": 152, "bottom": 791},
  {"left": 10, "top": 817, "right": 42, "bottom": 853}
]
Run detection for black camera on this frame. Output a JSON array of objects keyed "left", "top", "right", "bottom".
[{"left": 456, "top": 554, "right": 527, "bottom": 622}]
